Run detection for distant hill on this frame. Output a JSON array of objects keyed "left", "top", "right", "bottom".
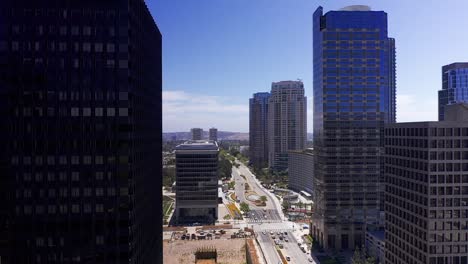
[
  {"left": 163, "top": 132, "right": 312, "bottom": 141},
  {"left": 163, "top": 131, "right": 249, "bottom": 141}
]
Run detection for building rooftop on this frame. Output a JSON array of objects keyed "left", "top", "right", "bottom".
[
  {"left": 367, "top": 230, "right": 385, "bottom": 241},
  {"left": 339, "top": 5, "right": 371, "bottom": 11},
  {"left": 175, "top": 140, "right": 219, "bottom": 151}
]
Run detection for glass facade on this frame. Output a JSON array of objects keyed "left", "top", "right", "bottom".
[
  {"left": 439, "top": 63, "right": 468, "bottom": 121},
  {"left": 312, "top": 6, "right": 396, "bottom": 250},
  {"left": 0, "top": 1, "right": 162, "bottom": 263},
  {"left": 249, "top": 92, "right": 270, "bottom": 168}
]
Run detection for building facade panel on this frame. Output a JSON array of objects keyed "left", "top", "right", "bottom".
[{"left": 439, "top": 63, "right": 468, "bottom": 121}]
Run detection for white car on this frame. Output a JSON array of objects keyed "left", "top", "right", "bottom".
[{"left": 308, "top": 258, "right": 313, "bottom": 262}]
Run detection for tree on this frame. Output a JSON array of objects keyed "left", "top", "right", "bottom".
[
  {"left": 260, "top": 196, "right": 267, "bottom": 203},
  {"left": 282, "top": 200, "right": 290, "bottom": 210},
  {"left": 352, "top": 247, "right": 376, "bottom": 264},
  {"left": 223, "top": 214, "right": 231, "bottom": 220},
  {"left": 240, "top": 202, "right": 250, "bottom": 213},
  {"left": 162, "top": 167, "right": 176, "bottom": 187}
]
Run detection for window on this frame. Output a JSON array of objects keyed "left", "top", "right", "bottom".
[
  {"left": 71, "top": 107, "right": 79, "bottom": 116},
  {"left": 72, "top": 204, "right": 80, "bottom": 213},
  {"left": 71, "top": 156, "right": 79, "bottom": 165},
  {"left": 84, "top": 188, "right": 92, "bottom": 197},
  {"left": 83, "top": 108, "right": 91, "bottom": 116},
  {"left": 107, "top": 108, "right": 115, "bottom": 116},
  {"left": 71, "top": 26, "right": 79, "bottom": 35},
  {"left": 119, "top": 60, "right": 128, "bottom": 69},
  {"left": 71, "top": 188, "right": 80, "bottom": 197},
  {"left": 96, "top": 235, "right": 104, "bottom": 245},
  {"left": 106, "top": 59, "right": 115, "bottom": 68},
  {"left": 59, "top": 26, "right": 67, "bottom": 35},
  {"left": 83, "top": 26, "right": 91, "bottom": 36},
  {"left": 71, "top": 172, "right": 79, "bottom": 181},
  {"left": 83, "top": 42, "right": 91, "bottom": 52},
  {"left": 95, "top": 107, "right": 103, "bottom": 117},
  {"left": 119, "top": 108, "right": 128, "bottom": 116},
  {"left": 96, "top": 188, "right": 104, "bottom": 196},
  {"left": 96, "top": 204, "right": 104, "bottom": 213},
  {"left": 95, "top": 43, "right": 103, "bottom": 52}
]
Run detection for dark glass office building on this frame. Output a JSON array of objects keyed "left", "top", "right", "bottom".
[
  {"left": 249, "top": 92, "right": 270, "bottom": 168},
  {"left": 439, "top": 62, "right": 468, "bottom": 121},
  {"left": 0, "top": 1, "right": 162, "bottom": 263},
  {"left": 312, "top": 5, "right": 396, "bottom": 250}
]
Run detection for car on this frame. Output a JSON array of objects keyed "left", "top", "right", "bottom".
[
  {"left": 308, "top": 258, "right": 313, "bottom": 262},
  {"left": 284, "top": 231, "right": 288, "bottom": 235},
  {"left": 278, "top": 244, "right": 284, "bottom": 249},
  {"left": 285, "top": 238, "right": 289, "bottom": 242},
  {"left": 286, "top": 256, "right": 291, "bottom": 261},
  {"left": 270, "top": 231, "right": 274, "bottom": 235},
  {"left": 262, "top": 231, "right": 266, "bottom": 235},
  {"left": 254, "top": 217, "right": 257, "bottom": 220}
]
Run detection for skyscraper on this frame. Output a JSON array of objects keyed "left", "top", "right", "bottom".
[
  {"left": 249, "top": 92, "right": 270, "bottom": 168},
  {"left": 268, "top": 81, "right": 307, "bottom": 170},
  {"left": 0, "top": 1, "right": 162, "bottom": 263},
  {"left": 439, "top": 63, "right": 468, "bottom": 121},
  {"left": 385, "top": 103, "right": 468, "bottom": 264},
  {"left": 312, "top": 6, "right": 396, "bottom": 250},
  {"left": 209, "top": 127, "right": 218, "bottom": 141},
  {"left": 191, "top": 128, "right": 203, "bottom": 140},
  {"left": 174, "top": 141, "right": 219, "bottom": 225}
]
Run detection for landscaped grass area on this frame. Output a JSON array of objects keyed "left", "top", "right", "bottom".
[{"left": 163, "top": 196, "right": 174, "bottom": 224}]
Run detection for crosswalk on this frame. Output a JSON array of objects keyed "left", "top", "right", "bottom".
[{"left": 246, "top": 219, "right": 282, "bottom": 223}]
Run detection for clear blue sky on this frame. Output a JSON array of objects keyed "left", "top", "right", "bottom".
[{"left": 148, "top": 0, "right": 468, "bottom": 132}]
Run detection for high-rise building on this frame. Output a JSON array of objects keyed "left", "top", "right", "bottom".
[
  {"left": 312, "top": 5, "right": 396, "bottom": 250},
  {"left": 249, "top": 92, "right": 270, "bottom": 168},
  {"left": 0, "top": 1, "right": 162, "bottom": 263},
  {"left": 209, "top": 127, "right": 218, "bottom": 141},
  {"left": 288, "top": 148, "right": 314, "bottom": 197},
  {"left": 174, "top": 141, "right": 219, "bottom": 225},
  {"left": 439, "top": 63, "right": 468, "bottom": 121},
  {"left": 191, "top": 128, "right": 203, "bottom": 140},
  {"left": 268, "top": 81, "right": 307, "bottom": 170},
  {"left": 385, "top": 103, "right": 468, "bottom": 264}
]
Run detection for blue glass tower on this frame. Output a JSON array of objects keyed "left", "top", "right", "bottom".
[
  {"left": 249, "top": 92, "right": 270, "bottom": 168},
  {"left": 312, "top": 6, "right": 396, "bottom": 250},
  {"left": 439, "top": 62, "right": 468, "bottom": 121}
]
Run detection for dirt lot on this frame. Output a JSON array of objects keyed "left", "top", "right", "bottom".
[{"left": 163, "top": 238, "right": 246, "bottom": 264}]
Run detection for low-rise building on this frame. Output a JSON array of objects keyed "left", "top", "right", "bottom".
[
  {"left": 365, "top": 230, "right": 385, "bottom": 264},
  {"left": 288, "top": 148, "right": 314, "bottom": 195}
]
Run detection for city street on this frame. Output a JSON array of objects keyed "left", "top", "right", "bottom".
[{"left": 232, "top": 159, "right": 316, "bottom": 264}]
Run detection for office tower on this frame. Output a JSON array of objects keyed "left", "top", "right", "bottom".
[
  {"left": 209, "top": 127, "right": 218, "bottom": 141},
  {"left": 439, "top": 63, "right": 468, "bottom": 121},
  {"left": 249, "top": 92, "right": 270, "bottom": 168},
  {"left": 288, "top": 148, "right": 314, "bottom": 197},
  {"left": 191, "top": 128, "right": 203, "bottom": 140},
  {"left": 268, "top": 81, "right": 307, "bottom": 170},
  {"left": 0, "top": 1, "right": 162, "bottom": 263},
  {"left": 385, "top": 103, "right": 468, "bottom": 264},
  {"left": 312, "top": 6, "right": 396, "bottom": 250},
  {"left": 174, "top": 141, "right": 219, "bottom": 225}
]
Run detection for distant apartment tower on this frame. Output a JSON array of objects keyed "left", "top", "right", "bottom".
[
  {"left": 268, "top": 81, "right": 307, "bottom": 170},
  {"left": 312, "top": 6, "right": 396, "bottom": 250},
  {"left": 385, "top": 103, "right": 468, "bottom": 264},
  {"left": 288, "top": 148, "right": 314, "bottom": 197},
  {"left": 0, "top": 0, "right": 163, "bottom": 263},
  {"left": 209, "top": 127, "right": 218, "bottom": 141},
  {"left": 175, "top": 141, "right": 219, "bottom": 225},
  {"left": 191, "top": 128, "right": 203, "bottom": 140},
  {"left": 249, "top": 92, "right": 270, "bottom": 168},
  {"left": 439, "top": 63, "right": 468, "bottom": 121}
]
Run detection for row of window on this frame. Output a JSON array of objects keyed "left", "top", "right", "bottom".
[
  {"left": 17, "top": 204, "right": 108, "bottom": 214},
  {"left": 8, "top": 41, "right": 123, "bottom": 53},
  {"left": 17, "top": 187, "right": 118, "bottom": 198},
  {"left": 12, "top": 156, "right": 129, "bottom": 166},
  {"left": 19, "top": 107, "right": 129, "bottom": 117}
]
